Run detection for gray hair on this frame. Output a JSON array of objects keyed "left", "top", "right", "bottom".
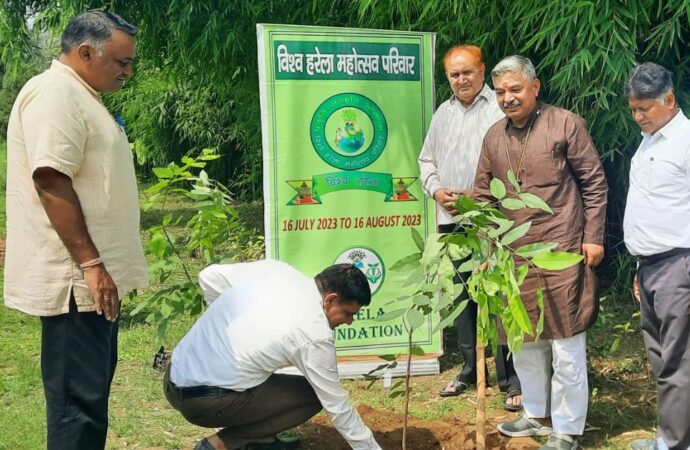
[
  {"left": 60, "top": 11, "right": 138, "bottom": 55},
  {"left": 491, "top": 55, "right": 537, "bottom": 81},
  {"left": 624, "top": 62, "right": 674, "bottom": 102}
]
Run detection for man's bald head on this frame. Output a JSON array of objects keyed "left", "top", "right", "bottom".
[
  {"left": 443, "top": 45, "right": 486, "bottom": 107},
  {"left": 443, "top": 45, "right": 483, "bottom": 70}
]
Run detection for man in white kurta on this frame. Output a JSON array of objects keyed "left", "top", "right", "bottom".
[{"left": 4, "top": 12, "right": 147, "bottom": 450}]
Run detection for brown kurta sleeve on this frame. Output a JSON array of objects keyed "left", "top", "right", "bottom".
[
  {"left": 472, "top": 124, "right": 499, "bottom": 203},
  {"left": 565, "top": 115, "right": 608, "bottom": 245}
]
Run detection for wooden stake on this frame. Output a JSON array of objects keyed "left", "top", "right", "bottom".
[{"left": 476, "top": 338, "right": 486, "bottom": 450}]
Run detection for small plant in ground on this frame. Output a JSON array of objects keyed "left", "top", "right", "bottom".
[
  {"left": 374, "top": 172, "right": 583, "bottom": 450},
  {"left": 129, "top": 149, "right": 257, "bottom": 340}
]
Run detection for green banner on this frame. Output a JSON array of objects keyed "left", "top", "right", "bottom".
[{"left": 258, "top": 24, "right": 439, "bottom": 358}]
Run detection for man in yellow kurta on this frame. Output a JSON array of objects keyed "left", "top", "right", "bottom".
[
  {"left": 4, "top": 11, "right": 148, "bottom": 449},
  {"left": 473, "top": 56, "right": 607, "bottom": 450}
]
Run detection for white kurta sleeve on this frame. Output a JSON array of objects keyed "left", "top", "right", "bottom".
[{"left": 290, "top": 340, "right": 382, "bottom": 450}]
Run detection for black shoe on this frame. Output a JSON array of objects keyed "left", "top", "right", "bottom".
[
  {"left": 194, "top": 438, "right": 215, "bottom": 450},
  {"left": 245, "top": 436, "right": 301, "bottom": 449}
]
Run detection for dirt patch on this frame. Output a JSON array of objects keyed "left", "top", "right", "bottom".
[{"left": 301, "top": 405, "right": 541, "bottom": 450}]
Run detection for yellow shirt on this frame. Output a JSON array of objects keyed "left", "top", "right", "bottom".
[{"left": 4, "top": 60, "right": 149, "bottom": 316}]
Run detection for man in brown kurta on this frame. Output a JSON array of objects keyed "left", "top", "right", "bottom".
[{"left": 473, "top": 56, "right": 607, "bottom": 450}]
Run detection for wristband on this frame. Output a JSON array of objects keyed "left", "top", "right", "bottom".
[{"left": 79, "top": 257, "right": 103, "bottom": 269}]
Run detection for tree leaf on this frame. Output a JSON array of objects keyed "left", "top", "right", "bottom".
[
  {"left": 515, "top": 242, "right": 559, "bottom": 258},
  {"left": 390, "top": 253, "right": 422, "bottom": 271},
  {"left": 507, "top": 170, "right": 521, "bottom": 192},
  {"left": 501, "top": 221, "right": 532, "bottom": 245},
  {"left": 487, "top": 218, "right": 515, "bottom": 238},
  {"left": 517, "top": 264, "right": 529, "bottom": 285},
  {"left": 518, "top": 192, "right": 553, "bottom": 213},
  {"left": 507, "top": 294, "right": 533, "bottom": 335},
  {"left": 406, "top": 308, "right": 425, "bottom": 329},
  {"left": 412, "top": 294, "right": 431, "bottom": 306},
  {"left": 411, "top": 227, "right": 424, "bottom": 252},
  {"left": 432, "top": 299, "right": 469, "bottom": 334},
  {"left": 376, "top": 309, "right": 406, "bottom": 322},
  {"left": 490, "top": 178, "right": 507, "bottom": 199},
  {"left": 536, "top": 287, "right": 545, "bottom": 338},
  {"left": 500, "top": 198, "right": 526, "bottom": 210},
  {"left": 410, "top": 345, "right": 426, "bottom": 356},
  {"left": 532, "top": 252, "right": 584, "bottom": 270}
]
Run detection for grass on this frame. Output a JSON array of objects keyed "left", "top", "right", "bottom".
[{"left": 0, "top": 137, "right": 658, "bottom": 449}]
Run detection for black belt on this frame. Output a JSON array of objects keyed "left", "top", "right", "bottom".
[
  {"left": 167, "top": 380, "right": 234, "bottom": 399},
  {"left": 636, "top": 248, "right": 690, "bottom": 266}
]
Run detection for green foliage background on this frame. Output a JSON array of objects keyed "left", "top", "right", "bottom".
[{"left": 2, "top": 0, "right": 689, "bottom": 297}]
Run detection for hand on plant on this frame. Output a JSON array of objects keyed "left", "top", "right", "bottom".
[
  {"left": 433, "top": 188, "right": 464, "bottom": 215},
  {"left": 633, "top": 274, "right": 640, "bottom": 303},
  {"left": 83, "top": 264, "right": 120, "bottom": 321},
  {"left": 581, "top": 243, "right": 604, "bottom": 267}
]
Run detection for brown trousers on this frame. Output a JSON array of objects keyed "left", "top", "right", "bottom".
[{"left": 163, "top": 365, "right": 321, "bottom": 447}]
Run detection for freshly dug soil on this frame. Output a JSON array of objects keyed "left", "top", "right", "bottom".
[{"left": 301, "top": 404, "right": 541, "bottom": 449}]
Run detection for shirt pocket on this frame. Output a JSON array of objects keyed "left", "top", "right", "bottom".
[
  {"left": 530, "top": 141, "right": 567, "bottom": 187},
  {"left": 649, "top": 154, "right": 687, "bottom": 193}
]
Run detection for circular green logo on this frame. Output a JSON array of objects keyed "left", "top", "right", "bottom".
[{"left": 310, "top": 93, "right": 388, "bottom": 171}]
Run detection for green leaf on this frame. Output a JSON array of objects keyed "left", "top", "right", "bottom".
[
  {"left": 518, "top": 192, "right": 553, "bottom": 213},
  {"left": 376, "top": 309, "right": 406, "bottom": 322},
  {"left": 379, "top": 354, "right": 398, "bottom": 362},
  {"left": 410, "top": 345, "right": 426, "bottom": 356},
  {"left": 517, "top": 264, "right": 529, "bottom": 285},
  {"left": 152, "top": 167, "right": 174, "bottom": 179},
  {"left": 490, "top": 178, "right": 507, "bottom": 199},
  {"left": 501, "top": 221, "right": 531, "bottom": 245},
  {"left": 515, "top": 242, "right": 559, "bottom": 258},
  {"left": 406, "top": 308, "right": 425, "bottom": 329},
  {"left": 536, "top": 287, "right": 545, "bottom": 338},
  {"left": 500, "top": 198, "right": 526, "bottom": 210},
  {"left": 390, "top": 253, "right": 422, "bottom": 272},
  {"left": 507, "top": 170, "right": 521, "bottom": 192},
  {"left": 487, "top": 218, "right": 515, "bottom": 238},
  {"left": 412, "top": 295, "right": 431, "bottom": 307},
  {"left": 507, "top": 294, "right": 533, "bottom": 335},
  {"left": 432, "top": 300, "right": 469, "bottom": 333},
  {"left": 532, "top": 252, "right": 584, "bottom": 270},
  {"left": 438, "top": 255, "right": 455, "bottom": 293},
  {"left": 411, "top": 227, "right": 424, "bottom": 252}
]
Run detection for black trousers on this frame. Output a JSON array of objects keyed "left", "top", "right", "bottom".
[
  {"left": 638, "top": 249, "right": 690, "bottom": 449},
  {"left": 164, "top": 365, "right": 322, "bottom": 447},
  {"left": 439, "top": 223, "right": 521, "bottom": 393},
  {"left": 40, "top": 296, "right": 119, "bottom": 450}
]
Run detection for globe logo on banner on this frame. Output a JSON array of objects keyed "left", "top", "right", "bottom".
[
  {"left": 310, "top": 93, "right": 388, "bottom": 171},
  {"left": 335, "top": 247, "right": 385, "bottom": 295}
]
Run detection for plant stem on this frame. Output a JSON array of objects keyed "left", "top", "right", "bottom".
[
  {"left": 476, "top": 336, "right": 486, "bottom": 450},
  {"left": 402, "top": 326, "right": 412, "bottom": 450}
]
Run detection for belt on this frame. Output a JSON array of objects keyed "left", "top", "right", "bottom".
[
  {"left": 166, "top": 380, "right": 234, "bottom": 399},
  {"left": 636, "top": 248, "right": 690, "bottom": 266}
]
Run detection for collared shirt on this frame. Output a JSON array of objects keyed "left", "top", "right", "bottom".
[
  {"left": 171, "top": 260, "right": 381, "bottom": 450},
  {"left": 418, "top": 83, "right": 504, "bottom": 224},
  {"left": 4, "top": 60, "right": 148, "bottom": 316},
  {"left": 624, "top": 110, "right": 690, "bottom": 256}
]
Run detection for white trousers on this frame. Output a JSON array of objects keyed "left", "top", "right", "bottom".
[{"left": 513, "top": 332, "right": 588, "bottom": 435}]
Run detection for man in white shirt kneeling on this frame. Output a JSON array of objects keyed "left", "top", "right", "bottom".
[{"left": 164, "top": 260, "right": 382, "bottom": 450}]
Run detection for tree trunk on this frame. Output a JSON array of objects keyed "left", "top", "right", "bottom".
[{"left": 476, "top": 339, "right": 486, "bottom": 450}]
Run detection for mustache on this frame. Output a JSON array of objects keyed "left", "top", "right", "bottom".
[{"left": 502, "top": 100, "right": 521, "bottom": 108}]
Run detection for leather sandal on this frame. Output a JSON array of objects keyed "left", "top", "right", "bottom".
[
  {"left": 439, "top": 377, "right": 470, "bottom": 397},
  {"left": 503, "top": 389, "right": 523, "bottom": 412}
]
